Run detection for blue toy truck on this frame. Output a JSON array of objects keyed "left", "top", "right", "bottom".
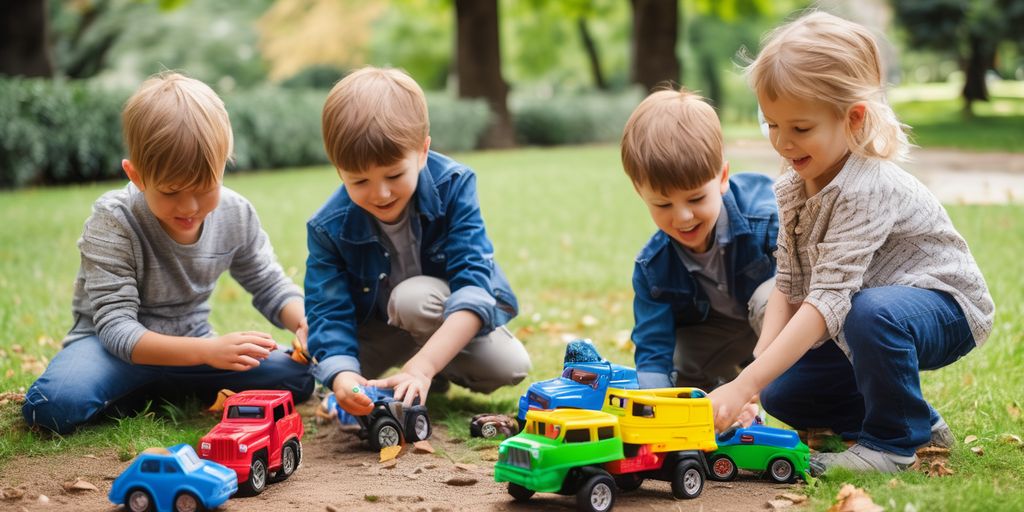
[
  {"left": 109, "top": 444, "right": 237, "bottom": 512},
  {"left": 516, "top": 339, "right": 639, "bottom": 425}
]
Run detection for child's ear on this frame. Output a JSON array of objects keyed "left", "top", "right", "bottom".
[
  {"left": 122, "top": 159, "right": 145, "bottom": 190},
  {"left": 847, "top": 103, "right": 867, "bottom": 132},
  {"left": 418, "top": 136, "right": 431, "bottom": 168},
  {"left": 719, "top": 161, "right": 730, "bottom": 195}
]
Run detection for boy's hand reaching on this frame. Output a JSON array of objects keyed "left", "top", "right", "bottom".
[
  {"left": 708, "top": 380, "right": 759, "bottom": 432},
  {"left": 368, "top": 362, "right": 432, "bottom": 408},
  {"left": 332, "top": 371, "right": 373, "bottom": 416},
  {"left": 205, "top": 331, "right": 278, "bottom": 371}
]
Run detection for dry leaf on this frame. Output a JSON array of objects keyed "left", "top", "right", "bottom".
[
  {"left": 999, "top": 433, "right": 1022, "bottom": 445},
  {"left": 207, "top": 389, "right": 236, "bottom": 413},
  {"left": 916, "top": 446, "right": 950, "bottom": 457},
  {"left": 777, "top": 492, "right": 808, "bottom": 504},
  {"left": 444, "top": 477, "right": 477, "bottom": 486},
  {"left": 380, "top": 458, "right": 398, "bottom": 469},
  {"left": 379, "top": 445, "right": 402, "bottom": 462},
  {"left": 1008, "top": 402, "right": 1022, "bottom": 421},
  {"left": 767, "top": 499, "right": 794, "bottom": 509},
  {"left": 887, "top": 478, "right": 901, "bottom": 488},
  {"left": 1, "top": 487, "right": 26, "bottom": 500},
  {"left": 970, "top": 446, "right": 984, "bottom": 456},
  {"left": 926, "top": 460, "right": 954, "bottom": 477},
  {"left": 63, "top": 479, "right": 98, "bottom": 492},
  {"left": 454, "top": 463, "right": 478, "bottom": 472},
  {"left": 963, "top": 435, "right": 978, "bottom": 445},
  {"left": 826, "top": 484, "right": 883, "bottom": 512},
  {"left": 412, "top": 440, "right": 435, "bottom": 454}
]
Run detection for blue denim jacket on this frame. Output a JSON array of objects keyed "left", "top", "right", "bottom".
[
  {"left": 305, "top": 151, "right": 518, "bottom": 387},
  {"left": 632, "top": 172, "right": 778, "bottom": 388}
]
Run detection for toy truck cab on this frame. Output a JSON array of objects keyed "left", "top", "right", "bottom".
[
  {"left": 517, "top": 339, "right": 638, "bottom": 425},
  {"left": 198, "top": 390, "right": 303, "bottom": 495},
  {"left": 108, "top": 444, "right": 237, "bottom": 512},
  {"left": 496, "top": 409, "right": 625, "bottom": 512}
]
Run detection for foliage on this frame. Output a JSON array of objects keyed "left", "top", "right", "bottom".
[{"left": 511, "top": 88, "right": 645, "bottom": 146}]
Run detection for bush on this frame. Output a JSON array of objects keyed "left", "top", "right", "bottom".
[
  {"left": 425, "top": 94, "right": 491, "bottom": 152},
  {"left": 511, "top": 88, "right": 645, "bottom": 146},
  {"left": 225, "top": 87, "right": 329, "bottom": 172}
]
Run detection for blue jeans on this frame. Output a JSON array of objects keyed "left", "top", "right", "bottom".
[
  {"left": 760, "top": 286, "right": 976, "bottom": 457},
  {"left": 23, "top": 335, "right": 315, "bottom": 435}
]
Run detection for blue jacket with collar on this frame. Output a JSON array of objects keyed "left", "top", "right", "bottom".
[
  {"left": 631, "top": 172, "right": 778, "bottom": 388},
  {"left": 304, "top": 151, "right": 517, "bottom": 387}
]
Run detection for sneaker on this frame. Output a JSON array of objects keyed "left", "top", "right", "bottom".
[
  {"left": 927, "top": 418, "right": 955, "bottom": 449},
  {"left": 808, "top": 443, "right": 916, "bottom": 477}
]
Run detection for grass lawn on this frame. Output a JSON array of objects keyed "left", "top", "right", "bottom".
[{"left": 1, "top": 145, "right": 1022, "bottom": 510}]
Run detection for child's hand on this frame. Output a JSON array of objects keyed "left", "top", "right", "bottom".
[
  {"left": 332, "top": 371, "right": 373, "bottom": 416},
  {"left": 708, "top": 380, "right": 758, "bottom": 432},
  {"left": 368, "top": 363, "right": 432, "bottom": 408},
  {"left": 205, "top": 331, "right": 278, "bottom": 371}
]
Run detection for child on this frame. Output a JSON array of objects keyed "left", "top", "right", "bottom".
[
  {"left": 22, "top": 73, "right": 314, "bottom": 435},
  {"left": 621, "top": 87, "right": 779, "bottom": 399},
  {"left": 306, "top": 67, "right": 531, "bottom": 415},
  {"left": 708, "top": 12, "right": 995, "bottom": 474}
]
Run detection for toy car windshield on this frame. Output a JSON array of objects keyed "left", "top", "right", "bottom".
[
  {"left": 562, "top": 368, "right": 599, "bottom": 388},
  {"left": 227, "top": 405, "right": 265, "bottom": 419},
  {"left": 563, "top": 339, "right": 602, "bottom": 363},
  {"left": 176, "top": 446, "right": 204, "bottom": 472}
]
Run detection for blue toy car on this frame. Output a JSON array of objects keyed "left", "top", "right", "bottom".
[
  {"left": 109, "top": 444, "right": 237, "bottom": 512},
  {"left": 516, "top": 339, "right": 639, "bottom": 425},
  {"left": 706, "top": 422, "right": 812, "bottom": 483}
]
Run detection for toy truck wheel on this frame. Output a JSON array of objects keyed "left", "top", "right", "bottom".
[
  {"left": 508, "top": 482, "right": 535, "bottom": 502},
  {"left": 408, "top": 411, "right": 431, "bottom": 441},
  {"left": 577, "top": 473, "right": 616, "bottom": 512},
  {"left": 670, "top": 459, "right": 705, "bottom": 500},
  {"left": 709, "top": 454, "right": 738, "bottom": 481},
  {"left": 369, "top": 416, "right": 403, "bottom": 451},
  {"left": 173, "top": 491, "right": 202, "bottom": 512},
  {"left": 126, "top": 488, "right": 154, "bottom": 512},
  {"left": 244, "top": 455, "right": 268, "bottom": 495},
  {"left": 480, "top": 423, "right": 498, "bottom": 438},
  {"left": 614, "top": 473, "right": 644, "bottom": 491},
  {"left": 272, "top": 439, "right": 300, "bottom": 482},
  {"left": 768, "top": 457, "right": 795, "bottom": 483}
]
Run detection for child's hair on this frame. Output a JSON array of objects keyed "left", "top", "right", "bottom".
[
  {"left": 322, "top": 67, "right": 429, "bottom": 173},
  {"left": 746, "top": 11, "right": 909, "bottom": 161},
  {"left": 621, "top": 87, "right": 724, "bottom": 193},
  {"left": 121, "top": 72, "right": 233, "bottom": 189}
]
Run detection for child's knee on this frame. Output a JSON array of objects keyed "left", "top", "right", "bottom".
[
  {"left": 387, "top": 276, "right": 448, "bottom": 335},
  {"left": 22, "top": 386, "right": 76, "bottom": 435}
]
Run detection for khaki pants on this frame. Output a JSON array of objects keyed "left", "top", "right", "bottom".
[
  {"left": 356, "top": 276, "right": 531, "bottom": 393},
  {"left": 672, "top": 277, "right": 775, "bottom": 391}
]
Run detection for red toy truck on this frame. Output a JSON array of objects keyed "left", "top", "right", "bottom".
[{"left": 198, "top": 390, "right": 303, "bottom": 495}]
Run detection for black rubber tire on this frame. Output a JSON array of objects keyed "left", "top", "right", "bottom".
[
  {"left": 272, "top": 439, "right": 300, "bottom": 482},
  {"left": 126, "top": 488, "right": 154, "bottom": 512},
  {"left": 768, "top": 457, "right": 795, "bottom": 483},
  {"left": 369, "top": 416, "right": 403, "bottom": 451},
  {"left": 173, "top": 491, "right": 204, "bottom": 512},
  {"left": 244, "top": 455, "right": 268, "bottom": 495},
  {"left": 576, "top": 473, "right": 616, "bottom": 512},
  {"left": 508, "top": 482, "right": 535, "bottom": 502},
  {"left": 709, "top": 454, "right": 738, "bottom": 481},
  {"left": 614, "top": 473, "right": 644, "bottom": 491},
  {"left": 670, "top": 459, "right": 705, "bottom": 499}
]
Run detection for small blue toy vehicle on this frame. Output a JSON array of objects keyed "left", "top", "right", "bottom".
[
  {"left": 109, "top": 444, "right": 237, "bottom": 512},
  {"left": 706, "top": 422, "right": 812, "bottom": 483},
  {"left": 326, "top": 387, "right": 433, "bottom": 451},
  {"left": 516, "top": 339, "right": 639, "bottom": 425}
]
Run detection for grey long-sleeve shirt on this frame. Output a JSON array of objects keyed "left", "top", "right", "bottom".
[{"left": 65, "top": 183, "right": 303, "bottom": 362}]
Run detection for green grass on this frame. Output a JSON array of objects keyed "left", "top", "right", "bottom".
[
  {"left": 891, "top": 81, "right": 1024, "bottom": 153},
  {"left": 1, "top": 146, "right": 1022, "bottom": 510}
]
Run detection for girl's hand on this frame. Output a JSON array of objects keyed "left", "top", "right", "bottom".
[
  {"left": 332, "top": 371, "right": 373, "bottom": 416},
  {"left": 708, "top": 380, "right": 758, "bottom": 432},
  {"left": 206, "top": 331, "right": 277, "bottom": 371}
]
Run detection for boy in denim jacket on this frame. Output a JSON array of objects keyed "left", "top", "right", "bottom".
[
  {"left": 306, "top": 67, "right": 531, "bottom": 414},
  {"left": 23, "top": 73, "right": 314, "bottom": 434},
  {"left": 621, "top": 87, "right": 779, "bottom": 402}
]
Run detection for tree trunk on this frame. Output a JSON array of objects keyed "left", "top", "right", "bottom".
[
  {"left": 577, "top": 17, "right": 607, "bottom": 90},
  {"left": 454, "top": 0, "right": 515, "bottom": 148},
  {"left": 961, "top": 33, "right": 992, "bottom": 116},
  {"left": 0, "top": 0, "right": 54, "bottom": 77},
  {"left": 630, "top": 0, "right": 679, "bottom": 92}
]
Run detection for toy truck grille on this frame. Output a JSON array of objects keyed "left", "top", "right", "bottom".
[
  {"left": 505, "top": 447, "right": 531, "bottom": 469},
  {"left": 210, "top": 439, "right": 236, "bottom": 460}
]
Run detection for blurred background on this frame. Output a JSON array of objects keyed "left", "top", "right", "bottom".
[{"left": 1, "top": 0, "right": 1023, "bottom": 188}]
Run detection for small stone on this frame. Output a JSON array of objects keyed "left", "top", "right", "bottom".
[
  {"left": 62, "top": 479, "right": 98, "bottom": 492},
  {"left": 381, "top": 459, "right": 398, "bottom": 469},
  {"left": 326, "top": 506, "right": 339, "bottom": 512},
  {"left": 445, "top": 477, "right": 478, "bottom": 486},
  {"left": 413, "top": 440, "right": 435, "bottom": 454},
  {"left": 767, "top": 499, "right": 793, "bottom": 509},
  {"left": 405, "top": 473, "right": 419, "bottom": 480},
  {"left": 777, "top": 492, "right": 807, "bottom": 504},
  {"left": 37, "top": 495, "right": 50, "bottom": 505},
  {"left": 454, "top": 463, "right": 478, "bottom": 472},
  {"left": 1, "top": 487, "right": 26, "bottom": 500}
]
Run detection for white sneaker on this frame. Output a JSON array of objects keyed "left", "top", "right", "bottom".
[{"left": 809, "top": 444, "right": 916, "bottom": 476}]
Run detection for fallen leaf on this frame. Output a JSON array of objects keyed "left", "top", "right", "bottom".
[
  {"left": 970, "top": 446, "right": 984, "bottom": 456},
  {"left": 826, "top": 484, "right": 883, "bottom": 512},
  {"left": 999, "top": 433, "right": 1022, "bottom": 445},
  {"left": 405, "top": 473, "right": 419, "bottom": 480},
  {"left": 887, "top": 478, "right": 901, "bottom": 488},
  {"left": 381, "top": 459, "right": 398, "bottom": 469},
  {"left": 1, "top": 487, "right": 26, "bottom": 500},
  {"left": 767, "top": 499, "right": 793, "bottom": 509},
  {"left": 379, "top": 445, "right": 402, "bottom": 462},
  {"left": 916, "top": 446, "right": 949, "bottom": 457},
  {"left": 963, "top": 435, "right": 978, "bottom": 445},
  {"left": 445, "top": 477, "right": 477, "bottom": 486},
  {"left": 580, "top": 315, "right": 598, "bottom": 327},
  {"left": 925, "top": 460, "right": 954, "bottom": 477},
  {"left": 777, "top": 492, "right": 808, "bottom": 504},
  {"left": 207, "top": 389, "right": 236, "bottom": 413},
  {"left": 63, "top": 479, "right": 98, "bottom": 492},
  {"left": 11, "top": 344, "right": 23, "bottom": 353},
  {"left": 412, "top": 440, "right": 435, "bottom": 454},
  {"left": 454, "top": 463, "right": 478, "bottom": 472},
  {"left": 326, "top": 505, "right": 339, "bottom": 512},
  {"left": 1008, "top": 402, "right": 1022, "bottom": 421}
]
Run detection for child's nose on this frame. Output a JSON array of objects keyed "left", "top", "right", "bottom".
[
  {"left": 674, "top": 207, "right": 694, "bottom": 223},
  {"left": 178, "top": 195, "right": 199, "bottom": 214}
]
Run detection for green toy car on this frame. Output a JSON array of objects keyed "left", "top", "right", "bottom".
[{"left": 706, "top": 423, "right": 811, "bottom": 483}]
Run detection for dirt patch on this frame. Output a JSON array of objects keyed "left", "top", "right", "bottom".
[{"left": 0, "top": 401, "right": 804, "bottom": 511}]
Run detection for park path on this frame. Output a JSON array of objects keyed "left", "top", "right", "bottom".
[{"left": 726, "top": 139, "right": 1024, "bottom": 205}]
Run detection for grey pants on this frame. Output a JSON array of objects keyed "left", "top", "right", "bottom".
[
  {"left": 672, "top": 277, "right": 775, "bottom": 391},
  {"left": 357, "top": 276, "right": 531, "bottom": 394}
]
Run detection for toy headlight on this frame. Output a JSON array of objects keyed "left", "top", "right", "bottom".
[
  {"left": 200, "top": 442, "right": 211, "bottom": 451},
  {"left": 239, "top": 444, "right": 248, "bottom": 454}
]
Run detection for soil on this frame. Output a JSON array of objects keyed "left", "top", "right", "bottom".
[{"left": 0, "top": 397, "right": 804, "bottom": 512}]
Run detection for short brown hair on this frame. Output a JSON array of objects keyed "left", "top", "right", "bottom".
[
  {"left": 621, "top": 88, "right": 723, "bottom": 193},
  {"left": 322, "top": 67, "right": 429, "bottom": 173},
  {"left": 121, "top": 72, "right": 232, "bottom": 189}
]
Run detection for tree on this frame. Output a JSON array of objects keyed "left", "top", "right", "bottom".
[
  {"left": 892, "top": 0, "right": 1023, "bottom": 114},
  {"left": 454, "top": 0, "right": 515, "bottom": 148},
  {"left": 0, "top": 0, "right": 54, "bottom": 77},
  {"left": 630, "top": 0, "right": 680, "bottom": 92}
]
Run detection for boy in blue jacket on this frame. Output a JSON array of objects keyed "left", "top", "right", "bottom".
[
  {"left": 621, "top": 87, "right": 779, "bottom": 416},
  {"left": 306, "top": 67, "right": 531, "bottom": 414}
]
